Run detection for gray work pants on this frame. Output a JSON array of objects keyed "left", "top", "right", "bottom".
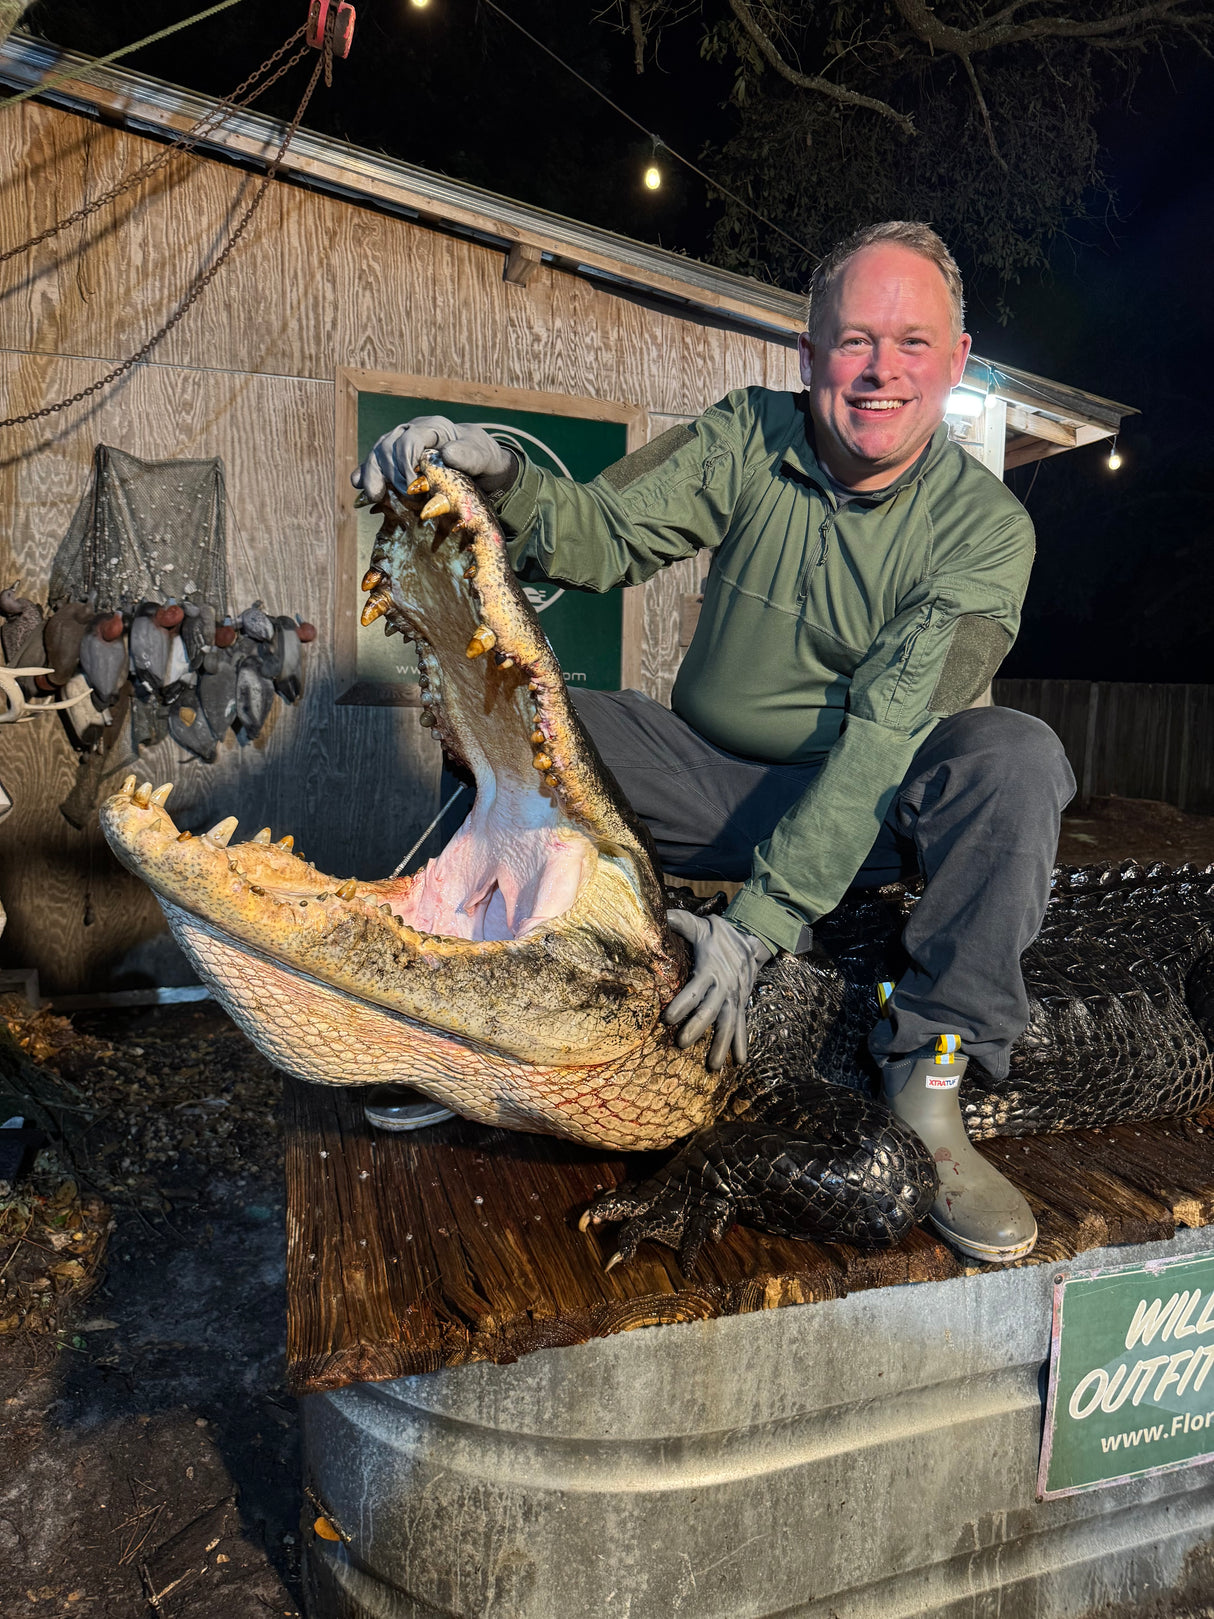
[{"left": 570, "top": 689, "right": 1076, "bottom": 1079}]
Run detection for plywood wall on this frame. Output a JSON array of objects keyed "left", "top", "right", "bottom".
[{"left": 0, "top": 100, "right": 801, "bottom": 990}]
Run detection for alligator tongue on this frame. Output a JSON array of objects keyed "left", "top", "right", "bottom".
[{"left": 362, "top": 453, "right": 666, "bottom": 944}]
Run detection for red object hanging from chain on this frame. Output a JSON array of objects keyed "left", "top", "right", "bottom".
[{"left": 306, "top": 0, "right": 355, "bottom": 58}]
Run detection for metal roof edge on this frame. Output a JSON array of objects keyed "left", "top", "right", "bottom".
[{"left": 0, "top": 31, "right": 808, "bottom": 335}]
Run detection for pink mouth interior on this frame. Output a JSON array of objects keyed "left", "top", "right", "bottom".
[{"left": 389, "top": 787, "right": 596, "bottom": 942}]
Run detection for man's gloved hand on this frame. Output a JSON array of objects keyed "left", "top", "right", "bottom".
[
  {"left": 351, "top": 417, "right": 518, "bottom": 502},
  {"left": 663, "top": 910, "right": 773, "bottom": 1072}
]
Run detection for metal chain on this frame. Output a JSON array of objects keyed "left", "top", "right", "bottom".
[
  {"left": 0, "top": 35, "right": 328, "bottom": 431},
  {"left": 0, "top": 24, "right": 308, "bottom": 266}
]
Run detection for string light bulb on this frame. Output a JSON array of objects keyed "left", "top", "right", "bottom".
[
  {"left": 409, "top": 0, "right": 429, "bottom": 8},
  {"left": 643, "top": 134, "right": 663, "bottom": 191},
  {"left": 1107, "top": 438, "right": 1122, "bottom": 471},
  {"left": 983, "top": 371, "right": 999, "bottom": 412}
]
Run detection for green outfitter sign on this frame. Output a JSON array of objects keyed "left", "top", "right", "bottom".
[
  {"left": 356, "top": 394, "right": 628, "bottom": 693},
  {"left": 1039, "top": 1250, "right": 1214, "bottom": 1499}
]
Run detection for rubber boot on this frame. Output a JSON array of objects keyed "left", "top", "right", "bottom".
[
  {"left": 363, "top": 1085, "right": 456, "bottom": 1132},
  {"left": 880, "top": 1035, "right": 1037, "bottom": 1263}
]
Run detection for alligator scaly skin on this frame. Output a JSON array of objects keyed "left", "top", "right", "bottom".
[{"left": 586, "top": 865, "right": 1214, "bottom": 1265}]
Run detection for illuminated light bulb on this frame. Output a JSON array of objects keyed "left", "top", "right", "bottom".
[
  {"left": 984, "top": 387, "right": 999, "bottom": 412},
  {"left": 409, "top": 0, "right": 429, "bottom": 8},
  {"left": 946, "top": 388, "right": 984, "bottom": 419},
  {"left": 1107, "top": 449, "right": 1122, "bottom": 471},
  {"left": 643, "top": 164, "right": 662, "bottom": 190}
]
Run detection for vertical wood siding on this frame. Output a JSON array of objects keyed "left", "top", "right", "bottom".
[
  {"left": 994, "top": 680, "right": 1214, "bottom": 817},
  {"left": 0, "top": 101, "right": 801, "bottom": 989}
]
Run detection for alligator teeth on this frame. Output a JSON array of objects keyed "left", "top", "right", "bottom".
[
  {"left": 406, "top": 476, "right": 429, "bottom": 496},
  {"left": 336, "top": 878, "right": 358, "bottom": 900},
  {"left": 532, "top": 753, "right": 552, "bottom": 772},
  {"left": 530, "top": 730, "right": 545, "bottom": 746},
  {"left": 495, "top": 653, "right": 515, "bottom": 670},
  {"left": 275, "top": 835, "right": 294, "bottom": 850},
  {"left": 420, "top": 494, "right": 452, "bottom": 522},
  {"left": 603, "top": 1251, "right": 625, "bottom": 1273},
  {"left": 252, "top": 827, "right": 272, "bottom": 845},
  {"left": 465, "top": 625, "right": 496, "bottom": 659},
  {"left": 545, "top": 774, "right": 561, "bottom": 791},
  {"left": 133, "top": 781, "right": 153, "bottom": 808},
  {"left": 361, "top": 567, "right": 385, "bottom": 592},
  {"left": 150, "top": 782, "right": 174, "bottom": 807},
  {"left": 177, "top": 831, "right": 193, "bottom": 842},
  {"left": 380, "top": 904, "right": 393, "bottom": 914},
  {"left": 121, "top": 774, "right": 137, "bottom": 796},
  {"left": 361, "top": 589, "right": 392, "bottom": 626},
  {"left": 205, "top": 817, "right": 239, "bottom": 848}
]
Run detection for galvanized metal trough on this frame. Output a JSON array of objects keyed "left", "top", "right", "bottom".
[{"left": 301, "top": 1224, "right": 1214, "bottom": 1618}]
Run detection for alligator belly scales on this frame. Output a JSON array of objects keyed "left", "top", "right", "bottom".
[{"left": 101, "top": 456, "right": 1214, "bottom": 1266}]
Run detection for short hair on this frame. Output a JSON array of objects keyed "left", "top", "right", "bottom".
[{"left": 805, "top": 221, "right": 966, "bottom": 344}]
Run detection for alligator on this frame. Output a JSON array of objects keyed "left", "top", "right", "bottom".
[{"left": 101, "top": 454, "right": 1214, "bottom": 1269}]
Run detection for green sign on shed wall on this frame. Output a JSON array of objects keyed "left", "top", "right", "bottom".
[
  {"left": 1039, "top": 1250, "right": 1214, "bottom": 1499},
  {"left": 354, "top": 390, "right": 631, "bottom": 694}
]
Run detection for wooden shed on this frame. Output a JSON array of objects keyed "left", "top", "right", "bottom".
[{"left": 0, "top": 33, "right": 1131, "bottom": 995}]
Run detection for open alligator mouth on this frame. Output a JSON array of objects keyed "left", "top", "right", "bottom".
[{"left": 101, "top": 454, "right": 720, "bottom": 1150}]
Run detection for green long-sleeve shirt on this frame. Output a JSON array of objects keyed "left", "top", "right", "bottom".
[{"left": 496, "top": 386, "right": 1035, "bottom": 955}]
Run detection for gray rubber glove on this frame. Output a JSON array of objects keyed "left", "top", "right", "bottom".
[
  {"left": 351, "top": 416, "right": 517, "bottom": 502},
  {"left": 663, "top": 910, "right": 773, "bottom": 1071}
]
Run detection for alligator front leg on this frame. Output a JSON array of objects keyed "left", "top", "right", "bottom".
[{"left": 581, "top": 1084, "right": 938, "bottom": 1272}]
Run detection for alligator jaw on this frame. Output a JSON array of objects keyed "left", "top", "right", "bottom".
[{"left": 99, "top": 455, "right": 709, "bottom": 1144}]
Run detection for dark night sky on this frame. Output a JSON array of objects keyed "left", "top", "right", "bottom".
[{"left": 20, "top": 1, "right": 1214, "bottom": 683}]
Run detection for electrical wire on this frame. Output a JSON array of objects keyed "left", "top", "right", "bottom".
[
  {"left": 0, "top": 0, "right": 247, "bottom": 112},
  {"left": 479, "top": 0, "right": 818, "bottom": 266}
]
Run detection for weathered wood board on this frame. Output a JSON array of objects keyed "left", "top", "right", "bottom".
[
  {"left": 0, "top": 96, "right": 802, "bottom": 992},
  {"left": 284, "top": 1077, "right": 1214, "bottom": 1396}
]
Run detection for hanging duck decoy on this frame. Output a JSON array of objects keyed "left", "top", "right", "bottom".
[
  {"left": 181, "top": 596, "right": 217, "bottom": 668},
  {"left": 270, "top": 614, "right": 304, "bottom": 703},
  {"left": 79, "top": 611, "right": 128, "bottom": 708},
  {"left": 198, "top": 642, "right": 240, "bottom": 741},
  {"left": 168, "top": 695, "right": 219, "bottom": 762},
  {"left": 0, "top": 588, "right": 47, "bottom": 697},
  {"left": 238, "top": 600, "right": 275, "bottom": 643},
  {"left": 235, "top": 653, "right": 275, "bottom": 741},
  {"left": 129, "top": 601, "right": 173, "bottom": 689},
  {"left": 42, "top": 600, "right": 93, "bottom": 687}
]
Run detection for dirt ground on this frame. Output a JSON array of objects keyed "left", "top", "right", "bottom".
[{"left": 0, "top": 793, "right": 1212, "bottom": 1619}]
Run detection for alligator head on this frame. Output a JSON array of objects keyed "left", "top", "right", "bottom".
[{"left": 101, "top": 454, "right": 725, "bottom": 1149}]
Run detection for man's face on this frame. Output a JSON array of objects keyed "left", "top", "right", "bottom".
[{"left": 798, "top": 242, "right": 972, "bottom": 491}]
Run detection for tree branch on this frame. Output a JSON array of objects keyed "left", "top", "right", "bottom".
[
  {"left": 959, "top": 52, "right": 1008, "bottom": 167},
  {"left": 628, "top": 1, "right": 647, "bottom": 72},
  {"left": 727, "top": 0, "right": 918, "bottom": 134},
  {"left": 892, "top": 0, "right": 1209, "bottom": 57}
]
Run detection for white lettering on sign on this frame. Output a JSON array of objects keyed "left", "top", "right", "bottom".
[{"left": 1067, "top": 1342, "right": 1214, "bottom": 1421}]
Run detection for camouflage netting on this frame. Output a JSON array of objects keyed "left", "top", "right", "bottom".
[{"left": 51, "top": 444, "right": 229, "bottom": 616}]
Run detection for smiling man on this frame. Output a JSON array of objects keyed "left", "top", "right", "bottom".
[{"left": 355, "top": 221, "right": 1075, "bottom": 1262}]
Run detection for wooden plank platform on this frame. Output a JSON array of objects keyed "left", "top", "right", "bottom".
[{"left": 284, "top": 1077, "right": 1214, "bottom": 1397}]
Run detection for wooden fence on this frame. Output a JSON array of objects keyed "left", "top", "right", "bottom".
[{"left": 992, "top": 680, "right": 1214, "bottom": 816}]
